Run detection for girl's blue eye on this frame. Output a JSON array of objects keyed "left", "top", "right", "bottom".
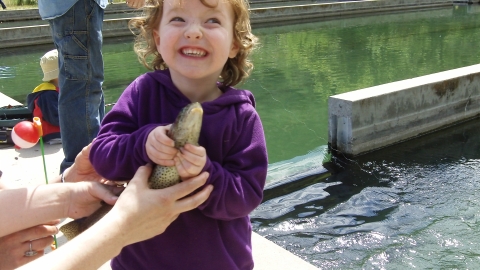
[
  {"left": 171, "top": 17, "right": 184, "bottom": 22},
  {"left": 206, "top": 18, "right": 220, "bottom": 24}
]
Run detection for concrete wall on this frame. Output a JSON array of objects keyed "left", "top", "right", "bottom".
[
  {"left": 0, "top": 3, "right": 138, "bottom": 22},
  {"left": 250, "top": 0, "right": 453, "bottom": 26},
  {"left": 0, "top": 19, "right": 133, "bottom": 48},
  {"left": 0, "top": 0, "right": 454, "bottom": 49},
  {"left": 328, "top": 64, "right": 480, "bottom": 157}
]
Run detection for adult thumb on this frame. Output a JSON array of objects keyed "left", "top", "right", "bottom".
[{"left": 129, "top": 163, "right": 153, "bottom": 188}]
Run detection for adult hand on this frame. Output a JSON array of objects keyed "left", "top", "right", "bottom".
[
  {"left": 175, "top": 143, "right": 207, "bottom": 180},
  {"left": 64, "top": 182, "right": 122, "bottom": 219},
  {"left": 61, "top": 143, "right": 107, "bottom": 184},
  {"left": 109, "top": 164, "right": 213, "bottom": 245},
  {"left": 126, "top": 0, "right": 145, "bottom": 9},
  {"left": 62, "top": 142, "right": 120, "bottom": 185},
  {"left": 146, "top": 125, "right": 178, "bottom": 167},
  {"left": 0, "top": 221, "right": 59, "bottom": 270}
]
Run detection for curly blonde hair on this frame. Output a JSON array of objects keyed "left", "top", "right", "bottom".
[{"left": 129, "top": 0, "right": 257, "bottom": 87}]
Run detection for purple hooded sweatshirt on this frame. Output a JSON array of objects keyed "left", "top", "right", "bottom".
[{"left": 89, "top": 69, "right": 268, "bottom": 270}]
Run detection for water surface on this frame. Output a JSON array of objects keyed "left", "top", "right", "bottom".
[{"left": 1, "top": 5, "right": 480, "bottom": 268}]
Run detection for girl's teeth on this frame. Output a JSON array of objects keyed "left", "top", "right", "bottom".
[{"left": 183, "top": 49, "right": 205, "bottom": 57}]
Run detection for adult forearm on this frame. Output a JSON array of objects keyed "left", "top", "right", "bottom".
[
  {"left": 47, "top": 174, "right": 62, "bottom": 184},
  {"left": 18, "top": 211, "right": 127, "bottom": 270},
  {"left": 0, "top": 185, "right": 67, "bottom": 237}
]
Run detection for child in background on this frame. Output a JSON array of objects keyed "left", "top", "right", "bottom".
[
  {"left": 89, "top": 0, "right": 268, "bottom": 269},
  {"left": 27, "top": 49, "right": 61, "bottom": 144}
]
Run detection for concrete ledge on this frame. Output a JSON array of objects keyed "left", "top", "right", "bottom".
[
  {"left": 0, "top": 18, "right": 134, "bottom": 48},
  {"left": 250, "top": 0, "right": 452, "bottom": 26},
  {"left": 0, "top": 24, "right": 52, "bottom": 48},
  {"left": 0, "top": 0, "right": 453, "bottom": 49},
  {"left": 0, "top": 141, "right": 318, "bottom": 269},
  {"left": 0, "top": 3, "right": 137, "bottom": 22},
  {"left": 0, "top": 8, "right": 40, "bottom": 22},
  {"left": 328, "top": 64, "right": 480, "bottom": 157}
]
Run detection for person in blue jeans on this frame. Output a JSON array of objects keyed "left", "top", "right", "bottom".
[
  {"left": 38, "top": 0, "right": 106, "bottom": 173},
  {"left": 0, "top": 0, "right": 6, "bottom": 10},
  {"left": 37, "top": 0, "right": 146, "bottom": 173}
]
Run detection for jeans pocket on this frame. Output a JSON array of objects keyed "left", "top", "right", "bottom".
[{"left": 62, "top": 33, "right": 89, "bottom": 81}]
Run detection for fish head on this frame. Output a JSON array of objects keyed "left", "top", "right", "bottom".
[{"left": 169, "top": 102, "right": 203, "bottom": 148}]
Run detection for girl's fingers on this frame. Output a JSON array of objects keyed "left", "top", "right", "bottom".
[
  {"left": 181, "top": 144, "right": 206, "bottom": 163},
  {"left": 174, "top": 156, "right": 186, "bottom": 175},
  {"left": 156, "top": 159, "right": 176, "bottom": 167},
  {"left": 146, "top": 125, "right": 177, "bottom": 163},
  {"left": 175, "top": 153, "right": 203, "bottom": 178}
]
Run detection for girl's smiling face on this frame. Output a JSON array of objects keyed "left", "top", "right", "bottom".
[{"left": 154, "top": 0, "right": 239, "bottom": 84}]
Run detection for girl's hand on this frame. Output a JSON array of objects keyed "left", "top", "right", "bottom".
[
  {"left": 175, "top": 143, "right": 207, "bottom": 180},
  {"left": 146, "top": 125, "right": 177, "bottom": 167}
]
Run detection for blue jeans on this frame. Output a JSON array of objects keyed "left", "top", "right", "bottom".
[{"left": 48, "top": 0, "right": 105, "bottom": 173}]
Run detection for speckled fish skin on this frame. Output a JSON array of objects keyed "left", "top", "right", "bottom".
[
  {"left": 149, "top": 102, "right": 203, "bottom": 189},
  {"left": 60, "top": 103, "right": 203, "bottom": 240},
  {"left": 60, "top": 203, "right": 114, "bottom": 241}
]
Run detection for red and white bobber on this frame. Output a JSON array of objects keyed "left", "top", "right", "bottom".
[{"left": 11, "top": 119, "right": 42, "bottom": 149}]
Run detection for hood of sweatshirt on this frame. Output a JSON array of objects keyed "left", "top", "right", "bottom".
[{"left": 146, "top": 69, "right": 256, "bottom": 115}]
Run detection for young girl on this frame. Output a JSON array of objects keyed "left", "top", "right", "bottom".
[{"left": 89, "top": 0, "right": 268, "bottom": 269}]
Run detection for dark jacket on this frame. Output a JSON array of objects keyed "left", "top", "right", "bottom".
[{"left": 26, "top": 82, "right": 61, "bottom": 142}]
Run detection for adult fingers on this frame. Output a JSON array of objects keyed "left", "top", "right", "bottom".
[
  {"left": 165, "top": 172, "right": 210, "bottom": 200},
  {"left": 16, "top": 224, "right": 59, "bottom": 243},
  {"left": 89, "top": 182, "right": 120, "bottom": 206},
  {"left": 0, "top": 225, "right": 56, "bottom": 269},
  {"left": 176, "top": 184, "right": 213, "bottom": 213},
  {"left": 15, "top": 242, "right": 45, "bottom": 268},
  {"left": 1, "top": 248, "right": 44, "bottom": 270},
  {"left": 99, "top": 184, "right": 125, "bottom": 199},
  {"left": 79, "top": 143, "right": 92, "bottom": 159},
  {"left": 127, "top": 164, "right": 153, "bottom": 189},
  {"left": 42, "top": 219, "right": 61, "bottom": 226},
  {"left": 28, "top": 236, "right": 54, "bottom": 252}
]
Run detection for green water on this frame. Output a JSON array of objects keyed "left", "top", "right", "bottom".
[
  {"left": 2, "top": 6, "right": 479, "bottom": 164},
  {"left": 1, "top": 5, "right": 480, "bottom": 268},
  {"left": 251, "top": 118, "right": 480, "bottom": 268}
]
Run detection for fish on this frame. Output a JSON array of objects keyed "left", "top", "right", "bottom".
[{"left": 60, "top": 102, "right": 203, "bottom": 240}]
